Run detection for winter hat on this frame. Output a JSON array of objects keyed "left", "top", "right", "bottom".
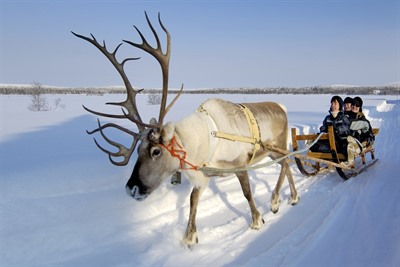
[
  {"left": 353, "top": 96, "right": 363, "bottom": 111},
  {"left": 344, "top": 97, "right": 353, "bottom": 104},
  {"left": 330, "top": 95, "right": 344, "bottom": 110}
]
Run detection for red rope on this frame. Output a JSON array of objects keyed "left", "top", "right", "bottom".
[{"left": 161, "top": 136, "right": 199, "bottom": 171}]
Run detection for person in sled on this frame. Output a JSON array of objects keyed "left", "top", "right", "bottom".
[
  {"left": 310, "top": 96, "right": 351, "bottom": 156},
  {"left": 345, "top": 96, "right": 375, "bottom": 166},
  {"left": 343, "top": 96, "right": 353, "bottom": 116}
]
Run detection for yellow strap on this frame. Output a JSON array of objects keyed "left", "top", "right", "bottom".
[
  {"left": 239, "top": 104, "right": 261, "bottom": 145},
  {"left": 212, "top": 131, "right": 255, "bottom": 144},
  {"left": 212, "top": 104, "right": 262, "bottom": 164},
  {"left": 240, "top": 104, "right": 262, "bottom": 163}
]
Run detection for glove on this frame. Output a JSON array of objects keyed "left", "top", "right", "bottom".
[
  {"left": 352, "top": 130, "right": 361, "bottom": 139},
  {"left": 366, "top": 132, "right": 375, "bottom": 146}
]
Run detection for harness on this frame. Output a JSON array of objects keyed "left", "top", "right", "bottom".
[
  {"left": 209, "top": 104, "right": 263, "bottom": 164},
  {"left": 162, "top": 103, "right": 263, "bottom": 171}
]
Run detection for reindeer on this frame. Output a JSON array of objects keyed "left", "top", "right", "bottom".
[{"left": 72, "top": 12, "right": 299, "bottom": 247}]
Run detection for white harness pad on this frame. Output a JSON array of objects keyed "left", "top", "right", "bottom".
[{"left": 196, "top": 107, "right": 219, "bottom": 166}]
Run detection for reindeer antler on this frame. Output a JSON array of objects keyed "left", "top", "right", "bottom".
[
  {"left": 70, "top": 32, "right": 147, "bottom": 130},
  {"left": 72, "top": 12, "right": 182, "bottom": 166},
  {"left": 123, "top": 12, "right": 174, "bottom": 127}
]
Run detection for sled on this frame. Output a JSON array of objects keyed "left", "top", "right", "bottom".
[{"left": 291, "top": 126, "right": 379, "bottom": 180}]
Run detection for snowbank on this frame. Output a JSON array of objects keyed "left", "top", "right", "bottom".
[{"left": 1, "top": 94, "right": 399, "bottom": 266}]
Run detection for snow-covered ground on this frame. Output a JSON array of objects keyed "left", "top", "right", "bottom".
[{"left": 1, "top": 93, "right": 399, "bottom": 266}]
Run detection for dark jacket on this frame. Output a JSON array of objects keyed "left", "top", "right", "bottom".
[
  {"left": 319, "top": 110, "right": 351, "bottom": 141},
  {"left": 310, "top": 110, "right": 350, "bottom": 154},
  {"left": 348, "top": 111, "right": 375, "bottom": 144}
]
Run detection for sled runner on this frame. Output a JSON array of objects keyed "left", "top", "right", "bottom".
[{"left": 291, "top": 126, "right": 379, "bottom": 180}]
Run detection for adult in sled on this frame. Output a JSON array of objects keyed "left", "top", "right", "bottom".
[
  {"left": 310, "top": 96, "right": 351, "bottom": 155},
  {"left": 345, "top": 96, "right": 375, "bottom": 166}
]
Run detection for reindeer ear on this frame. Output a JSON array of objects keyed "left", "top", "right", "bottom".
[
  {"left": 148, "top": 128, "right": 161, "bottom": 143},
  {"left": 149, "top": 117, "right": 158, "bottom": 126},
  {"left": 161, "top": 122, "right": 175, "bottom": 144}
]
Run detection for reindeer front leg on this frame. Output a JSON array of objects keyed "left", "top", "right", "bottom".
[{"left": 182, "top": 187, "right": 200, "bottom": 247}]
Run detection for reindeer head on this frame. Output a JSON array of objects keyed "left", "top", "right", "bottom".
[
  {"left": 72, "top": 12, "right": 183, "bottom": 201},
  {"left": 125, "top": 122, "right": 180, "bottom": 200}
]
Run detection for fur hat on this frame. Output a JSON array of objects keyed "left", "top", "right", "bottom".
[
  {"left": 330, "top": 95, "right": 344, "bottom": 110},
  {"left": 353, "top": 96, "right": 363, "bottom": 111},
  {"left": 344, "top": 96, "right": 353, "bottom": 104}
]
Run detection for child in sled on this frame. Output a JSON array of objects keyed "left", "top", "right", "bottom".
[{"left": 310, "top": 96, "right": 351, "bottom": 156}]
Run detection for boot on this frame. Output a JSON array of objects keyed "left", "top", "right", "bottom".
[{"left": 344, "top": 142, "right": 358, "bottom": 167}]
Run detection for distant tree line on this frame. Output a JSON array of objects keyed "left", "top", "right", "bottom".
[
  {"left": 0, "top": 84, "right": 125, "bottom": 95},
  {"left": 0, "top": 84, "right": 398, "bottom": 95},
  {"left": 176, "top": 86, "right": 399, "bottom": 95}
]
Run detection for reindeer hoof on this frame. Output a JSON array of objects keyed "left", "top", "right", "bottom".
[
  {"left": 250, "top": 216, "right": 264, "bottom": 230},
  {"left": 181, "top": 233, "right": 198, "bottom": 248},
  {"left": 288, "top": 195, "right": 300, "bottom": 206},
  {"left": 270, "top": 198, "right": 281, "bottom": 214},
  {"left": 271, "top": 207, "right": 279, "bottom": 214}
]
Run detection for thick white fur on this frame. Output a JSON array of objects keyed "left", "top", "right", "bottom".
[{"left": 170, "top": 99, "right": 289, "bottom": 174}]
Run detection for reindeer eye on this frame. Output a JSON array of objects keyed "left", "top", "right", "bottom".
[{"left": 150, "top": 146, "right": 162, "bottom": 159}]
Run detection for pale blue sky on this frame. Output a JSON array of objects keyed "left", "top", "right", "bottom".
[{"left": 1, "top": 0, "right": 399, "bottom": 89}]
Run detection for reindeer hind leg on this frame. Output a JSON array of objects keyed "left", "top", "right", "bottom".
[
  {"left": 236, "top": 171, "right": 264, "bottom": 230},
  {"left": 270, "top": 162, "right": 286, "bottom": 214},
  {"left": 283, "top": 159, "right": 299, "bottom": 206},
  {"left": 271, "top": 159, "right": 299, "bottom": 214}
]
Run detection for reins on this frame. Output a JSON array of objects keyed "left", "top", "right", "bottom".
[
  {"left": 199, "top": 132, "right": 324, "bottom": 173},
  {"left": 162, "top": 132, "right": 324, "bottom": 173}
]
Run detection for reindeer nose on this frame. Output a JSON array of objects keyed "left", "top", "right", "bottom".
[{"left": 125, "top": 185, "right": 148, "bottom": 201}]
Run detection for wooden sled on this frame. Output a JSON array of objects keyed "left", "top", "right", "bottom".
[{"left": 291, "top": 126, "right": 379, "bottom": 180}]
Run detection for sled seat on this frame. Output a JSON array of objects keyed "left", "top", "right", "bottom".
[{"left": 292, "top": 127, "right": 379, "bottom": 163}]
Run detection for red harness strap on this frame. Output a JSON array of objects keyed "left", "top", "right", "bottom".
[{"left": 161, "top": 136, "right": 199, "bottom": 171}]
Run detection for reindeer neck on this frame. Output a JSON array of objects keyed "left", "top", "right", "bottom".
[{"left": 173, "top": 112, "right": 210, "bottom": 167}]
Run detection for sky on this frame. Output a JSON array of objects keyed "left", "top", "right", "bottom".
[{"left": 0, "top": 0, "right": 399, "bottom": 89}]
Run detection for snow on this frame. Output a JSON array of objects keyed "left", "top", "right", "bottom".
[{"left": 1, "top": 93, "right": 399, "bottom": 267}]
